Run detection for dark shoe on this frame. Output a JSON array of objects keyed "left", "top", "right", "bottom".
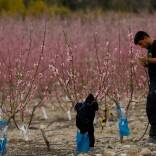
[{"left": 147, "top": 136, "right": 156, "bottom": 144}]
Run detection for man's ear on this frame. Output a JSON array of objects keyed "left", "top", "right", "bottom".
[{"left": 144, "top": 36, "right": 150, "bottom": 41}]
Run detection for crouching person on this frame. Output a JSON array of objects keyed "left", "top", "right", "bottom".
[{"left": 75, "top": 94, "right": 98, "bottom": 153}]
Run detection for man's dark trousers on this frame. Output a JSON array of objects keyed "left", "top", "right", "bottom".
[{"left": 146, "top": 82, "right": 156, "bottom": 137}]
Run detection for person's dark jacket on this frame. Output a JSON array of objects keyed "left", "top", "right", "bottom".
[
  {"left": 75, "top": 94, "right": 98, "bottom": 129},
  {"left": 148, "top": 40, "right": 156, "bottom": 83}
]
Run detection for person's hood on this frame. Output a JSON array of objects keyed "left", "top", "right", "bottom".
[{"left": 85, "top": 94, "right": 95, "bottom": 104}]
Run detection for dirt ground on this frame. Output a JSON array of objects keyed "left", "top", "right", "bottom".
[{"left": 4, "top": 100, "right": 156, "bottom": 156}]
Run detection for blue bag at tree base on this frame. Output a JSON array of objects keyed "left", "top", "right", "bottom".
[
  {"left": 116, "top": 104, "right": 130, "bottom": 137},
  {"left": 76, "top": 131, "right": 90, "bottom": 153},
  {"left": 0, "top": 120, "right": 8, "bottom": 155},
  {"left": 0, "top": 137, "right": 7, "bottom": 155},
  {"left": 118, "top": 118, "right": 130, "bottom": 137}
]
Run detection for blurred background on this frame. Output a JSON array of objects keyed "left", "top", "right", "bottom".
[{"left": 0, "top": 0, "right": 156, "bottom": 17}]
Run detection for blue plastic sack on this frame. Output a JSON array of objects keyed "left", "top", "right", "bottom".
[
  {"left": 76, "top": 131, "right": 90, "bottom": 153},
  {"left": 0, "top": 121, "right": 7, "bottom": 128},
  {"left": 0, "top": 137, "right": 7, "bottom": 155},
  {"left": 118, "top": 118, "right": 130, "bottom": 137},
  {"left": 0, "top": 120, "right": 8, "bottom": 155}
]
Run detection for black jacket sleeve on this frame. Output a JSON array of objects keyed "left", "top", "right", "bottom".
[
  {"left": 94, "top": 102, "right": 99, "bottom": 111},
  {"left": 74, "top": 102, "right": 82, "bottom": 111}
]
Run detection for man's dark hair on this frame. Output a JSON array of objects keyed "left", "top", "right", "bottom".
[{"left": 134, "top": 31, "right": 150, "bottom": 45}]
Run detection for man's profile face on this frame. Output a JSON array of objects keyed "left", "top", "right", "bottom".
[{"left": 138, "top": 36, "right": 151, "bottom": 49}]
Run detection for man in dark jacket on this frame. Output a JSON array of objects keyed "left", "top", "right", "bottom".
[
  {"left": 134, "top": 31, "right": 156, "bottom": 143},
  {"left": 75, "top": 94, "right": 98, "bottom": 147}
]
